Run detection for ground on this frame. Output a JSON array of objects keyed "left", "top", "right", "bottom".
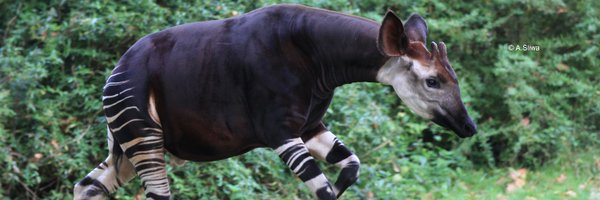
[{"left": 441, "top": 150, "right": 600, "bottom": 200}]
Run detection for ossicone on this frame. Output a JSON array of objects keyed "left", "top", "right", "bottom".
[{"left": 430, "top": 41, "right": 439, "bottom": 59}]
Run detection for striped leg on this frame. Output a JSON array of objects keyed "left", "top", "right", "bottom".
[
  {"left": 274, "top": 138, "right": 336, "bottom": 200},
  {"left": 102, "top": 71, "right": 171, "bottom": 199},
  {"left": 118, "top": 129, "right": 170, "bottom": 200},
  {"left": 74, "top": 128, "right": 136, "bottom": 200},
  {"left": 305, "top": 131, "right": 360, "bottom": 198}
]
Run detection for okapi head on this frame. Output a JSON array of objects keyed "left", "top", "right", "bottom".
[{"left": 376, "top": 11, "right": 477, "bottom": 138}]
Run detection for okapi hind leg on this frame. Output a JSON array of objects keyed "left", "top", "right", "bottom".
[
  {"left": 107, "top": 111, "right": 171, "bottom": 199},
  {"left": 117, "top": 128, "right": 170, "bottom": 200},
  {"left": 102, "top": 71, "right": 171, "bottom": 199},
  {"left": 74, "top": 128, "right": 136, "bottom": 200},
  {"left": 304, "top": 131, "right": 360, "bottom": 198},
  {"left": 274, "top": 138, "right": 336, "bottom": 200}
]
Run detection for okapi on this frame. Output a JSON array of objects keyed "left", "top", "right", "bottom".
[{"left": 74, "top": 4, "right": 477, "bottom": 200}]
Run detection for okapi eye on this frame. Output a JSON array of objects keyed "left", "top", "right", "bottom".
[{"left": 425, "top": 78, "right": 440, "bottom": 88}]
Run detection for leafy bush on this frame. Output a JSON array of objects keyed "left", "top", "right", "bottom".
[{"left": 0, "top": 0, "right": 597, "bottom": 199}]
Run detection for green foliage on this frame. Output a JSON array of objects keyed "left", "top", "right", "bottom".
[{"left": 0, "top": 0, "right": 598, "bottom": 199}]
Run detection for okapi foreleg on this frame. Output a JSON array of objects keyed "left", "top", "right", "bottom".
[
  {"left": 274, "top": 138, "right": 337, "bottom": 200},
  {"left": 305, "top": 131, "right": 360, "bottom": 198}
]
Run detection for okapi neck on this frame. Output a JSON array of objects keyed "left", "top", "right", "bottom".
[{"left": 293, "top": 11, "right": 388, "bottom": 94}]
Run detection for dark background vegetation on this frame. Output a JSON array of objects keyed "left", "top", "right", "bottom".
[{"left": 1, "top": 0, "right": 598, "bottom": 199}]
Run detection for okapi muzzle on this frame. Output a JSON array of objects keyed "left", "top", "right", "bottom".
[
  {"left": 429, "top": 42, "right": 477, "bottom": 138},
  {"left": 431, "top": 94, "right": 477, "bottom": 138}
]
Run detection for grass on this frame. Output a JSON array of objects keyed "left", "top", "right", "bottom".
[
  {"left": 100, "top": 148, "right": 600, "bottom": 200},
  {"left": 437, "top": 149, "right": 600, "bottom": 200}
]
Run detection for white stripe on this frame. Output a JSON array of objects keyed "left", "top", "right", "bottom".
[
  {"left": 103, "top": 95, "right": 134, "bottom": 109},
  {"left": 335, "top": 155, "right": 359, "bottom": 168},
  {"left": 112, "top": 64, "right": 123, "bottom": 71},
  {"left": 286, "top": 148, "right": 307, "bottom": 166},
  {"left": 107, "top": 72, "right": 125, "bottom": 80},
  {"left": 102, "top": 93, "right": 119, "bottom": 100},
  {"left": 103, "top": 80, "right": 130, "bottom": 89},
  {"left": 130, "top": 154, "right": 162, "bottom": 166},
  {"left": 332, "top": 186, "right": 340, "bottom": 197},
  {"left": 107, "top": 127, "right": 114, "bottom": 150},
  {"left": 106, "top": 106, "right": 140, "bottom": 123},
  {"left": 274, "top": 138, "right": 303, "bottom": 155},
  {"left": 132, "top": 149, "right": 162, "bottom": 156},
  {"left": 304, "top": 174, "right": 330, "bottom": 193},
  {"left": 292, "top": 157, "right": 312, "bottom": 173},
  {"left": 137, "top": 163, "right": 165, "bottom": 174},
  {"left": 305, "top": 131, "right": 337, "bottom": 160},
  {"left": 102, "top": 87, "right": 135, "bottom": 100},
  {"left": 142, "top": 127, "right": 163, "bottom": 133},
  {"left": 111, "top": 118, "right": 144, "bottom": 132},
  {"left": 120, "top": 136, "right": 162, "bottom": 151}
]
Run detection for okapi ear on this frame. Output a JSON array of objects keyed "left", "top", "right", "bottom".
[
  {"left": 404, "top": 14, "right": 428, "bottom": 44},
  {"left": 377, "top": 10, "right": 409, "bottom": 57}
]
